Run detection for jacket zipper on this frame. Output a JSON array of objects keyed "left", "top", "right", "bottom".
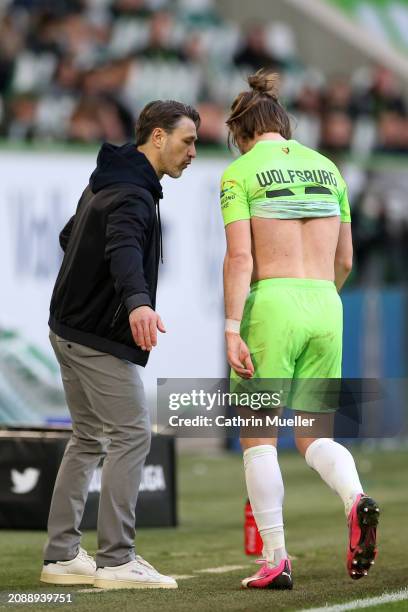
[{"left": 110, "top": 302, "right": 125, "bottom": 327}]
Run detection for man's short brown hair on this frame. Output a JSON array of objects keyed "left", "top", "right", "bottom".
[{"left": 135, "top": 100, "right": 200, "bottom": 145}]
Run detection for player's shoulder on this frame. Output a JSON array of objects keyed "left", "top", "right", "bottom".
[
  {"left": 296, "top": 141, "right": 342, "bottom": 175},
  {"left": 221, "top": 149, "right": 253, "bottom": 182}
]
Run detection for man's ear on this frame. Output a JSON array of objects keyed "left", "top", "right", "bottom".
[{"left": 151, "top": 127, "right": 166, "bottom": 149}]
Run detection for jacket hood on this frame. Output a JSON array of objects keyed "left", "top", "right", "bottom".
[{"left": 89, "top": 142, "right": 163, "bottom": 199}]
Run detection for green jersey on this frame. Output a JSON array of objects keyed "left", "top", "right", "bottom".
[{"left": 220, "top": 139, "right": 351, "bottom": 226}]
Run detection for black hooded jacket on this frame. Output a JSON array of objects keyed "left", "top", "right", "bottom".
[{"left": 49, "top": 143, "right": 163, "bottom": 366}]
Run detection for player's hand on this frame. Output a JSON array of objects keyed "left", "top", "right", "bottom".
[
  {"left": 129, "top": 306, "right": 166, "bottom": 351},
  {"left": 225, "top": 332, "right": 254, "bottom": 379}
]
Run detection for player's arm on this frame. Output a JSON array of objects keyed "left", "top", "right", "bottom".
[
  {"left": 220, "top": 167, "right": 254, "bottom": 378},
  {"left": 335, "top": 222, "right": 353, "bottom": 292},
  {"left": 224, "top": 220, "right": 254, "bottom": 378},
  {"left": 224, "top": 220, "right": 253, "bottom": 321},
  {"left": 335, "top": 180, "right": 353, "bottom": 292}
]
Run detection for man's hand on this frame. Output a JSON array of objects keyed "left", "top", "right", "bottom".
[
  {"left": 225, "top": 331, "right": 254, "bottom": 379},
  {"left": 129, "top": 306, "right": 166, "bottom": 351}
]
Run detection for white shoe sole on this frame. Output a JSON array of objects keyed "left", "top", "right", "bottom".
[
  {"left": 93, "top": 578, "right": 178, "bottom": 590},
  {"left": 40, "top": 572, "right": 95, "bottom": 585}
]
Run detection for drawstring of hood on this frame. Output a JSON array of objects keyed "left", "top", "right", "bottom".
[{"left": 156, "top": 200, "right": 164, "bottom": 264}]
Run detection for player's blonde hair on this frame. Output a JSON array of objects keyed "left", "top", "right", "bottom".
[{"left": 226, "top": 70, "right": 292, "bottom": 148}]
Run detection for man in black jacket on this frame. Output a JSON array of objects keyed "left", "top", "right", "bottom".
[{"left": 40, "top": 101, "right": 199, "bottom": 590}]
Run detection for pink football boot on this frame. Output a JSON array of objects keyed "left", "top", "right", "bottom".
[
  {"left": 347, "top": 494, "right": 380, "bottom": 579},
  {"left": 242, "top": 558, "right": 293, "bottom": 589}
]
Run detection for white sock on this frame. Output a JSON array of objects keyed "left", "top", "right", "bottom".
[
  {"left": 243, "top": 445, "right": 287, "bottom": 565},
  {"left": 305, "top": 438, "right": 364, "bottom": 516}
]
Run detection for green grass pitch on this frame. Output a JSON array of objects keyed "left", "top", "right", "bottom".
[{"left": 1, "top": 446, "right": 407, "bottom": 612}]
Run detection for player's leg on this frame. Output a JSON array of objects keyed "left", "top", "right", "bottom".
[
  {"left": 240, "top": 436, "right": 292, "bottom": 589},
  {"left": 300, "top": 433, "right": 379, "bottom": 579},
  {"left": 241, "top": 436, "right": 285, "bottom": 563},
  {"left": 292, "top": 282, "right": 379, "bottom": 579},
  {"left": 237, "top": 280, "right": 299, "bottom": 589},
  {"left": 292, "top": 282, "right": 364, "bottom": 514},
  {"left": 296, "top": 433, "right": 364, "bottom": 517}
]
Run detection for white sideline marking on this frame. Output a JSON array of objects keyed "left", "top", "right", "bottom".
[
  {"left": 196, "top": 565, "right": 248, "bottom": 574},
  {"left": 171, "top": 575, "right": 196, "bottom": 580},
  {"left": 300, "top": 588, "right": 408, "bottom": 612}
]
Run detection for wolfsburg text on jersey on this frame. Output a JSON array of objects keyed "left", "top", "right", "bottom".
[{"left": 256, "top": 168, "right": 338, "bottom": 187}]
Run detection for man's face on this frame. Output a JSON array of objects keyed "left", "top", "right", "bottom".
[{"left": 159, "top": 117, "right": 197, "bottom": 178}]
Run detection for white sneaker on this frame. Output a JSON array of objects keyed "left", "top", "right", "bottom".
[
  {"left": 94, "top": 556, "right": 178, "bottom": 589},
  {"left": 40, "top": 547, "right": 96, "bottom": 585}
]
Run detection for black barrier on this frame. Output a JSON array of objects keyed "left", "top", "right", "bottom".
[{"left": 0, "top": 428, "right": 176, "bottom": 529}]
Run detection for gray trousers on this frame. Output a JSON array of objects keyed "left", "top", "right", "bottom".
[{"left": 44, "top": 331, "right": 151, "bottom": 568}]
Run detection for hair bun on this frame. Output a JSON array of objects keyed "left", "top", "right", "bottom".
[{"left": 248, "top": 69, "right": 280, "bottom": 99}]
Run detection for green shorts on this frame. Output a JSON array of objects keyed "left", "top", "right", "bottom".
[{"left": 231, "top": 278, "right": 343, "bottom": 412}]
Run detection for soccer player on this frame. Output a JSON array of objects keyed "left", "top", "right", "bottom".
[{"left": 220, "top": 70, "right": 380, "bottom": 589}]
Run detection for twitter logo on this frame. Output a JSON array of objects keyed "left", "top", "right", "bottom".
[{"left": 11, "top": 468, "right": 40, "bottom": 494}]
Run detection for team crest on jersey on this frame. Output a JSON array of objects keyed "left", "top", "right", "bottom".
[{"left": 282, "top": 147, "right": 290, "bottom": 154}]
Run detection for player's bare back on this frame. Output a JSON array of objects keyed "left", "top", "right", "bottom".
[{"left": 250, "top": 216, "right": 340, "bottom": 283}]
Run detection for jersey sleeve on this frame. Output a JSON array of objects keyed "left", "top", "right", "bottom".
[
  {"left": 220, "top": 166, "right": 250, "bottom": 226},
  {"left": 339, "top": 178, "right": 351, "bottom": 223}
]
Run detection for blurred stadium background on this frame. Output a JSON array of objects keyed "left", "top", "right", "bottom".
[{"left": 0, "top": 0, "right": 407, "bottom": 610}]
